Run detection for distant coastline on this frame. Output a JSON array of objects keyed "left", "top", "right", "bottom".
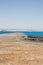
[
  {"left": 0, "top": 31, "right": 43, "bottom": 42},
  {"left": 0, "top": 30, "right": 43, "bottom": 37}
]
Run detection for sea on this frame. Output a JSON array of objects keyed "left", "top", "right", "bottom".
[
  {"left": 23, "top": 31, "right": 43, "bottom": 37},
  {"left": 0, "top": 31, "right": 43, "bottom": 37}
]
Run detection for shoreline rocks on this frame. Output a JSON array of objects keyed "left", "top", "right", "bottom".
[{"left": 24, "top": 36, "right": 43, "bottom": 42}]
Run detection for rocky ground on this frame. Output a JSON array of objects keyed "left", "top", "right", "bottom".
[{"left": 0, "top": 33, "right": 43, "bottom": 65}]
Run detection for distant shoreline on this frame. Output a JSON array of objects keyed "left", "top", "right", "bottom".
[{"left": 0, "top": 31, "right": 43, "bottom": 38}]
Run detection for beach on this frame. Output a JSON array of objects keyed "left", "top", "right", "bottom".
[{"left": 0, "top": 33, "right": 43, "bottom": 65}]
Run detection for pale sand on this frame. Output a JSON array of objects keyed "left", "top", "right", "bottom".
[{"left": 0, "top": 33, "right": 43, "bottom": 65}]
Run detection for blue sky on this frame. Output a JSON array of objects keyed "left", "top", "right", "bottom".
[{"left": 0, "top": 0, "right": 43, "bottom": 31}]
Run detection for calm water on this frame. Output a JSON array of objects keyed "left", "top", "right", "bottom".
[
  {"left": 23, "top": 32, "right": 43, "bottom": 37},
  {"left": 0, "top": 31, "right": 43, "bottom": 37},
  {"left": 0, "top": 31, "right": 14, "bottom": 34}
]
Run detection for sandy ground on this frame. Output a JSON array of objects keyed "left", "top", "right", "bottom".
[{"left": 0, "top": 33, "right": 43, "bottom": 65}]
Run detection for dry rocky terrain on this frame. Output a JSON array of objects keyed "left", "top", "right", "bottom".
[{"left": 0, "top": 33, "right": 43, "bottom": 65}]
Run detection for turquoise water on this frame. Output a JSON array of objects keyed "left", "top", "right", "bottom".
[
  {"left": 0, "top": 31, "right": 43, "bottom": 37},
  {"left": 0, "top": 31, "right": 14, "bottom": 34},
  {"left": 23, "top": 32, "right": 43, "bottom": 37}
]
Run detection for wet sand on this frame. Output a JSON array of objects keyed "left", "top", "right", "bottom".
[{"left": 0, "top": 33, "right": 43, "bottom": 65}]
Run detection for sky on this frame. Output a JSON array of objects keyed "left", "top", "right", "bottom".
[{"left": 0, "top": 0, "right": 43, "bottom": 31}]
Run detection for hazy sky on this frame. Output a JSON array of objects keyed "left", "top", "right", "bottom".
[{"left": 0, "top": 0, "right": 43, "bottom": 31}]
